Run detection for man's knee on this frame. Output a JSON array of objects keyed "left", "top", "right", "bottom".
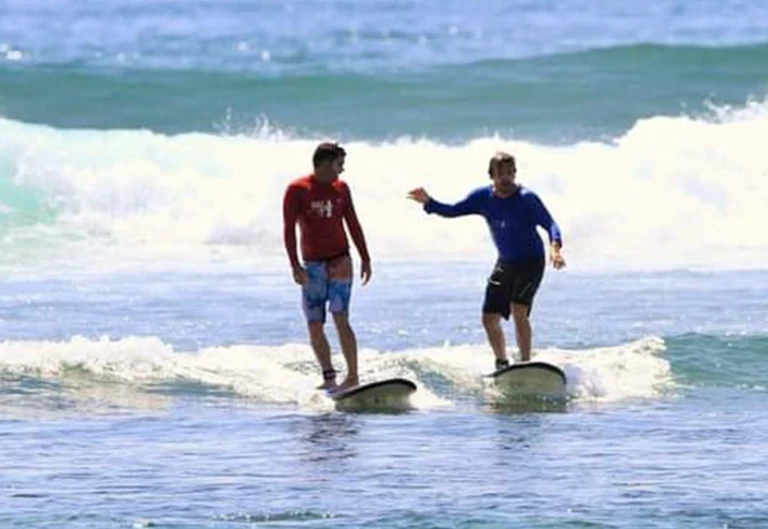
[
  {"left": 482, "top": 312, "right": 501, "bottom": 327},
  {"left": 331, "top": 312, "right": 351, "bottom": 329},
  {"left": 511, "top": 304, "right": 530, "bottom": 322},
  {"left": 307, "top": 321, "right": 325, "bottom": 336}
]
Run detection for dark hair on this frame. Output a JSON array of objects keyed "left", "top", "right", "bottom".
[
  {"left": 313, "top": 142, "right": 346, "bottom": 168},
  {"left": 487, "top": 151, "right": 516, "bottom": 176}
]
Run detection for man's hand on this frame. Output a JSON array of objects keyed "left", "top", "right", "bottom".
[
  {"left": 407, "top": 187, "right": 430, "bottom": 204},
  {"left": 550, "top": 245, "right": 566, "bottom": 270},
  {"left": 360, "top": 260, "right": 372, "bottom": 286},
  {"left": 292, "top": 265, "right": 308, "bottom": 285}
]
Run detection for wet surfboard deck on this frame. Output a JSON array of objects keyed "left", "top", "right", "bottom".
[
  {"left": 330, "top": 378, "right": 417, "bottom": 412},
  {"left": 490, "top": 361, "right": 567, "bottom": 401}
]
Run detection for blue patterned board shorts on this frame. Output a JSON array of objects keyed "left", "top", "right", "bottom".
[{"left": 302, "top": 253, "right": 353, "bottom": 323}]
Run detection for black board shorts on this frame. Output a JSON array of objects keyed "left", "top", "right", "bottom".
[{"left": 482, "top": 256, "right": 546, "bottom": 319}]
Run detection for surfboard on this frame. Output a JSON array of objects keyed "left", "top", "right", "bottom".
[
  {"left": 330, "top": 378, "right": 417, "bottom": 412},
  {"left": 490, "top": 361, "right": 567, "bottom": 401}
]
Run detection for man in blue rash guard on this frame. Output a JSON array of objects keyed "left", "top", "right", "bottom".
[{"left": 407, "top": 152, "right": 566, "bottom": 370}]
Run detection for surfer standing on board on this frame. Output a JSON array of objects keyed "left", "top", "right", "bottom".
[
  {"left": 283, "top": 142, "right": 372, "bottom": 391},
  {"left": 407, "top": 152, "right": 565, "bottom": 370}
]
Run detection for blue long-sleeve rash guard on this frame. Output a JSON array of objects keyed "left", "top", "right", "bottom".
[{"left": 424, "top": 185, "right": 563, "bottom": 261}]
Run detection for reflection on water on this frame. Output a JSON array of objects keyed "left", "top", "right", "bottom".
[
  {"left": 485, "top": 412, "right": 549, "bottom": 455},
  {"left": 297, "top": 413, "right": 361, "bottom": 465},
  {"left": 484, "top": 397, "right": 568, "bottom": 415}
]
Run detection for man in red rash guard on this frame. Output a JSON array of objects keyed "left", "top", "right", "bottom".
[{"left": 283, "top": 142, "right": 372, "bottom": 391}]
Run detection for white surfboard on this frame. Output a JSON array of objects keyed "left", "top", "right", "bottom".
[
  {"left": 330, "top": 378, "right": 417, "bottom": 412},
  {"left": 491, "top": 361, "right": 567, "bottom": 401}
]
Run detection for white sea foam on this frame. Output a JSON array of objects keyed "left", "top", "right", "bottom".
[
  {"left": 1, "top": 99, "right": 767, "bottom": 271},
  {"left": 0, "top": 334, "right": 670, "bottom": 408}
]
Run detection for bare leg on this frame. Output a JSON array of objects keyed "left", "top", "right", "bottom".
[
  {"left": 511, "top": 304, "right": 532, "bottom": 362},
  {"left": 307, "top": 321, "right": 336, "bottom": 389},
  {"left": 482, "top": 312, "right": 508, "bottom": 364},
  {"left": 332, "top": 312, "right": 359, "bottom": 389}
]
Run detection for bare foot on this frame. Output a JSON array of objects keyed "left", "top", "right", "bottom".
[
  {"left": 335, "top": 377, "right": 359, "bottom": 392},
  {"left": 316, "top": 379, "right": 337, "bottom": 391}
]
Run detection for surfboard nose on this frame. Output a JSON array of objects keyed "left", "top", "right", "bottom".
[
  {"left": 491, "top": 361, "right": 567, "bottom": 401},
  {"left": 331, "top": 378, "right": 417, "bottom": 412}
]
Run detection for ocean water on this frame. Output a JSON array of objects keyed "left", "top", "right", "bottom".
[{"left": 2, "top": 0, "right": 768, "bottom": 527}]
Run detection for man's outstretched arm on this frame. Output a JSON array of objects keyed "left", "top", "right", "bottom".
[{"left": 407, "top": 187, "right": 482, "bottom": 217}]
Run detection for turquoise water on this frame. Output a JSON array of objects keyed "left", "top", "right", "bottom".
[
  {"left": 3, "top": 0, "right": 768, "bottom": 140},
  {"left": 2, "top": 0, "right": 768, "bottom": 527},
  {"left": 4, "top": 42, "right": 768, "bottom": 141},
  {"left": 1, "top": 266, "right": 767, "bottom": 528}
]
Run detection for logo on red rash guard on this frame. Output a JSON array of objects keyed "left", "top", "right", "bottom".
[{"left": 310, "top": 200, "right": 333, "bottom": 218}]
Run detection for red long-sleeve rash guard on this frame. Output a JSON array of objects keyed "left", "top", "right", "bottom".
[{"left": 283, "top": 175, "right": 370, "bottom": 269}]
